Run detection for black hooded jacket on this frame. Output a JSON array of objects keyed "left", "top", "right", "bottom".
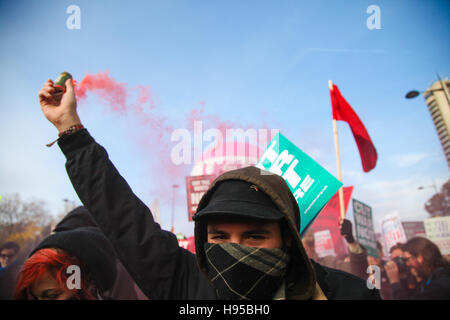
[
  {"left": 53, "top": 206, "right": 149, "bottom": 300},
  {"left": 57, "top": 129, "right": 381, "bottom": 300}
]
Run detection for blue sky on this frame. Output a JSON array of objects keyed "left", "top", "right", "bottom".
[{"left": 0, "top": 0, "right": 449, "bottom": 236}]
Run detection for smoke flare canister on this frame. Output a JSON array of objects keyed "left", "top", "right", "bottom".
[{"left": 53, "top": 72, "right": 73, "bottom": 93}]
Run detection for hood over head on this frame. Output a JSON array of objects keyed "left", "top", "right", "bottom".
[
  {"left": 53, "top": 206, "right": 97, "bottom": 232},
  {"left": 31, "top": 226, "right": 117, "bottom": 292},
  {"left": 193, "top": 166, "right": 317, "bottom": 300}
]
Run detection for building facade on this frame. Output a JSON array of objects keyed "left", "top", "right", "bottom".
[{"left": 423, "top": 79, "right": 450, "bottom": 169}]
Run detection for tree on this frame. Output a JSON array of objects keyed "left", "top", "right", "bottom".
[
  {"left": 0, "top": 193, "right": 52, "bottom": 252},
  {"left": 425, "top": 179, "right": 450, "bottom": 217}
]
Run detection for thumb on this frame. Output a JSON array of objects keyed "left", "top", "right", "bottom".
[
  {"left": 65, "top": 78, "right": 74, "bottom": 93},
  {"left": 61, "top": 78, "right": 77, "bottom": 109}
]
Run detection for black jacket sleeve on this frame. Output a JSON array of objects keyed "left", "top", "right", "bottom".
[
  {"left": 349, "top": 243, "right": 369, "bottom": 280},
  {"left": 57, "top": 129, "right": 215, "bottom": 299},
  {"left": 313, "top": 261, "right": 382, "bottom": 300}
]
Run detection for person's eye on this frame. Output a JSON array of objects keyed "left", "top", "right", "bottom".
[
  {"left": 247, "top": 235, "right": 266, "bottom": 240},
  {"left": 44, "top": 291, "right": 61, "bottom": 300},
  {"left": 210, "top": 235, "right": 227, "bottom": 240}
]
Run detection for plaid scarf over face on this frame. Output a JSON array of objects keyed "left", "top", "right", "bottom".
[{"left": 204, "top": 242, "right": 290, "bottom": 300}]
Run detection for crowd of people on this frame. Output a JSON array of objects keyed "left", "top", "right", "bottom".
[
  {"left": 303, "top": 219, "right": 450, "bottom": 300},
  {"left": 0, "top": 78, "right": 449, "bottom": 300},
  {"left": 2, "top": 204, "right": 449, "bottom": 300}
]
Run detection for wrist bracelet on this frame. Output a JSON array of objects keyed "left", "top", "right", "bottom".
[
  {"left": 46, "top": 124, "right": 84, "bottom": 147},
  {"left": 58, "top": 124, "right": 84, "bottom": 137}
]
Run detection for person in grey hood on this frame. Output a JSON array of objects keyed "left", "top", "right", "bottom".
[
  {"left": 193, "top": 170, "right": 318, "bottom": 299},
  {"left": 37, "top": 77, "right": 381, "bottom": 300}
]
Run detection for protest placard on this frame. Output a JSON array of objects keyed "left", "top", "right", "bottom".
[
  {"left": 424, "top": 216, "right": 450, "bottom": 255},
  {"left": 314, "top": 229, "right": 336, "bottom": 258},
  {"left": 256, "top": 132, "right": 342, "bottom": 234},
  {"left": 186, "top": 175, "right": 214, "bottom": 221},
  {"left": 353, "top": 199, "right": 378, "bottom": 258},
  {"left": 380, "top": 212, "right": 407, "bottom": 252},
  {"left": 401, "top": 221, "right": 426, "bottom": 240}
]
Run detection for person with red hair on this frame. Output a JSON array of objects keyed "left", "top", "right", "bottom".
[
  {"left": 15, "top": 248, "right": 97, "bottom": 300},
  {"left": 14, "top": 226, "right": 117, "bottom": 300}
]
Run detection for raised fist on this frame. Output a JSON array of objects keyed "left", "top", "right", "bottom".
[{"left": 38, "top": 78, "right": 81, "bottom": 132}]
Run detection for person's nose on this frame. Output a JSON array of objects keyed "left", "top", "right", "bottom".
[{"left": 229, "top": 235, "right": 243, "bottom": 245}]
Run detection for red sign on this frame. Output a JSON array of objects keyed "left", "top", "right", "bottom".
[
  {"left": 178, "top": 236, "right": 196, "bottom": 254},
  {"left": 309, "top": 186, "right": 354, "bottom": 258},
  {"left": 186, "top": 175, "right": 214, "bottom": 221}
]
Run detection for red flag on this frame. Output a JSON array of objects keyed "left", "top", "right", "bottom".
[{"left": 330, "top": 84, "right": 377, "bottom": 172}]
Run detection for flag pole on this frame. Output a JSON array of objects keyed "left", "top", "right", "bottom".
[{"left": 329, "top": 80, "right": 346, "bottom": 220}]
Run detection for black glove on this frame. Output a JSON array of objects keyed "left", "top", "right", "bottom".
[{"left": 340, "top": 219, "right": 355, "bottom": 243}]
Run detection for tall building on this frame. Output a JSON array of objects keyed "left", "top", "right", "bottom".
[{"left": 423, "top": 78, "right": 450, "bottom": 169}]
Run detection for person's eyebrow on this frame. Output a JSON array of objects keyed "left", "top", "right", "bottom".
[
  {"left": 207, "top": 228, "right": 228, "bottom": 235},
  {"left": 242, "top": 228, "right": 272, "bottom": 236}
]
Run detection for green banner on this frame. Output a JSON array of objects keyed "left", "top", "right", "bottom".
[
  {"left": 353, "top": 199, "right": 379, "bottom": 258},
  {"left": 256, "top": 133, "right": 342, "bottom": 234}
]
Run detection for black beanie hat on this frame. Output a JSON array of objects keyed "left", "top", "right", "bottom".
[
  {"left": 193, "top": 180, "right": 284, "bottom": 221},
  {"left": 53, "top": 206, "right": 97, "bottom": 232},
  {"left": 31, "top": 226, "right": 117, "bottom": 292}
]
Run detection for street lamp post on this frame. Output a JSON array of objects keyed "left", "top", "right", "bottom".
[
  {"left": 171, "top": 184, "right": 179, "bottom": 233},
  {"left": 63, "top": 198, "right": 69, "bottom": 215},
  {"left": 405, "top": 74, "right": 450, "bottom": 107},
  {"left": 417, "top": 180, "right": 439, "bottom": 194}
]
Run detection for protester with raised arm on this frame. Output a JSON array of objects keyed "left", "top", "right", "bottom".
[{"left": 37, "top": 77, "right": 381, "bottom": 300}]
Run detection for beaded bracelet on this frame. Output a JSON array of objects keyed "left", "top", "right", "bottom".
[{"left": 46, "top": 124, "right": 84, "bottom": 147}]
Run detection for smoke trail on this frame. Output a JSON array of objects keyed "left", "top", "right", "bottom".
[
  {"left": 75, "top": 71, "right": 177, "bottom": 197},
  {"left": 73, "top": 70, "right": 276, "bottom": 209}
]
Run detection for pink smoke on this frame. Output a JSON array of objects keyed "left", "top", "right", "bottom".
[{"left": 73, "top": 70, "right": 276, "bottom": 215}]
